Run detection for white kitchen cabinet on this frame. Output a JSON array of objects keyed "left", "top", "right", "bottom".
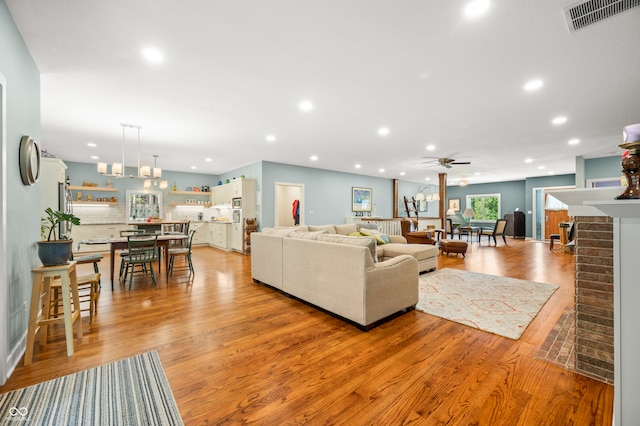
[
  {"left": 231, "top": 223, "right": 242, "bottom": 251},
  {"left": 70, "top": 225, "right": 94, "bottom": 253},
  {"left": 210, "top": 184, "right": 232, "bottom": 206},
  {"left": 208, "top": 222, "right": 230, "bottom": 250},
  {"left": 71, "top": 224, "right": 131, "bottom": 253},
  {"left": 190, "top": 223, "right": 208, "bottom": 246}
]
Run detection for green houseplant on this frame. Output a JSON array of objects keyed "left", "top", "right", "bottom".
[{"left": 37, "top": 207, "right": 81, "bottom": 266}]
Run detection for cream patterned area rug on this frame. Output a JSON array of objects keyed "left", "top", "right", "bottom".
[
  {"left": 0, "top": 350, "right": 183, "bottom": 425},
  {"left": 416, "top": 268, "right": 559, "bottom": 340}
]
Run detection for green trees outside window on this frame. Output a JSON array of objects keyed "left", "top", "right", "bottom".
[{"left": 467, "top": 194, "right": 500, "bottom": 220}]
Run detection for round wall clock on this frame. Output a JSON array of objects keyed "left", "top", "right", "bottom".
[{"left": 19, "top": 135, "right": 41, "bottom": 185}]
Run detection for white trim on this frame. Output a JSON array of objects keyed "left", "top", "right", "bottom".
[
  {"left": 0, "top": 72, "right": 8, "bottom": 384},
  {"left": 531, "top": 184, "right": 575, "bottom": 240}
]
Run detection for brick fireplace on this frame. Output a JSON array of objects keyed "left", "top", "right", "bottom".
[{"left": 574, "top": 215, "right": 614, "bottom": 384}]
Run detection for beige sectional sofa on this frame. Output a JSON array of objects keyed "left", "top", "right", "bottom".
[{"left": 250, "top": 223, "right": 437, "bottom": 329}]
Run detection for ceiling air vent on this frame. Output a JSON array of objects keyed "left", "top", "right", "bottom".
[{"left": 564, "top": 0, "right": 640, "bottom": 32}]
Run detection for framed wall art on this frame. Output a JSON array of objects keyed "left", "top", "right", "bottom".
[
  {"left": 448, "top": 198, "right": 460, "bottom": 212},
  {"left": 352, "top": 187, "right": 372, "bottom": 212}
]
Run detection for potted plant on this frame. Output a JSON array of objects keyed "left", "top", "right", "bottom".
[{"left": 37, "top": 207, "right": 81, "bottom": 266}]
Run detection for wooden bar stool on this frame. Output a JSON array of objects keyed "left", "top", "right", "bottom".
[
  {"left": 25, "top": 262, "right": 83, "bottom": 366},
  {"left": 49, "top": 273, "right": 101, "bottom": 323}
]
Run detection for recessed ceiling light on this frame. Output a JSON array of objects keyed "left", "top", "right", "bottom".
[
  {"left": 426, "top": 144, "right": 436, "bottom": 151},
  {"left": 310, "top": 155, "right": 318, "bottom": 161},
  {"left": 191, "top": 166, "right": 197, "bottom": 170},
  {"left": 400, "top": 172, "right": 406, "bottom": 176},
  {"left": 87, "top": 142, "right": 96, "bottom": 147},
  {"left": 299, "top": 100, "right": 314, "bottom": 112},
  {"left": 90, "top": 155, "right": 99, "bottom": 160},
  {"left": 524, "top": 79, "right": 543, "bottom": 92},
  {"left": 475, "top": 172, "right": 480, "bottom": 175},
  {"left": 425, "top": 177, "right": 431, "bottom": 181},
  {"left": 265, "top": 134, "right": 276, "bottom": 142},
  {"left": 355, "top": 164, "right": 361, "bottom": 169},
  {"left": 568, "top": 138, "right": 580, "bottom": 145},
  {"left": 379, "top": 168, "right": 385, "bottom": 173},
  {"left": 205, "top": 158, "right": 212, "bottom": 162},
  {"left": 525, "top": 158, "right": 533, "bottom": 163},
  {"left": 378, "top": 127, "right": 390, "bottom": 137},
  {"left": 538, "top": 165, "right": 546, "bottom": 170},
  {"left": 464, "top": 0, "right": 490, "bottom": 19},
  {"left": 552, "top": 116, "right": 567, "bottom": 125},
  {"left": 142, "top": 47, "right": 164, "bottom": 63}
]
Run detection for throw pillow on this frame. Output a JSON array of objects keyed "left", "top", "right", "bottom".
[{"left": 359, "top": 229, "right": 387, "bottom": 245}]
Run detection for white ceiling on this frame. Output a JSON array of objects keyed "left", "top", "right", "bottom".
[{"left": 6, "top": 0, "right": 640, "bottom": 184}]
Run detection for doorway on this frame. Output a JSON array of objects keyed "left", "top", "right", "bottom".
[
  {"left": 275, "top": 182, "right": 304, "bottom": 227},
  {"left": 531, "top": 185, "right": 573, "bottom": 240}
]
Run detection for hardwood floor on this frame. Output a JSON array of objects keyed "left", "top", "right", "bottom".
[{"left": 1, "top": 238, "right": 613, "bottom": 425}]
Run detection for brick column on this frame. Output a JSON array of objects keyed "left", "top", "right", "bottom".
[{"left": 574, "top": 215, "right": 614, "bottom": 384}]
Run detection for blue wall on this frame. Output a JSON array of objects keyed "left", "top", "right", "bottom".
[
  {"left": 584, "top": 155, "right": 621, "bottom": 180},
  {"left": 261, "top": 161, "right": 397, "bottom": 227},
  {"left": 0, "top": 0, "right": 42, "bottom": 384}
]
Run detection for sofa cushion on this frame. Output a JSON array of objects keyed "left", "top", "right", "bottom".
[
  {"left": 334, "top": 224, "right": 359, "bottom": 235},
  {"left": 308, "top": 225, "right": 337, "bottom": 233},
  {"left": 289, "top": 230, "right": 328, "bottom": 240},
  {"left": 262, "top": 228, "right": 296, "bottom": 237},
  {"left": 317, "top": 233, "right": 377, "bottom": 262},
  {"left": 380, "top": 243, "right": 438, "bottom": 261}
]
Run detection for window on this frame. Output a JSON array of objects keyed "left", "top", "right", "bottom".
[{"left": 466, "top": 193, "right": 500, "bottom": 220}]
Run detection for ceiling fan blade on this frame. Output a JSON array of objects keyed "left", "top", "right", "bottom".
[{"left": 450, "top": 161, "right": 471, "bottom": 165}]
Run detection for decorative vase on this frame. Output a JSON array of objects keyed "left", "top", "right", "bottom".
[
  {"left": 37, "top": 240, "right": 73, "bottom": 266},
  {"left": 617, "top": 126, "right": 640, "bottom": 200}
]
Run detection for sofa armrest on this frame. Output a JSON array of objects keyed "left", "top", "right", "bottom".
[
  {"left": 250, "top": 233, "right": 284, "bottom": 289},
  {"left": 388, "top": 235, "right": 407, "bottom": 244},
  {"left": 364, "top": 255, "right": 418, "bottom": 324}
]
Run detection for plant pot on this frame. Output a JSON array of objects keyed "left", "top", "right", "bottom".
[{"left": 37, "top": 240, "right": 74, "bottom": 266}]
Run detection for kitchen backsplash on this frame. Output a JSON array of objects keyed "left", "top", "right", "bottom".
[{"left": 73, "top": 205, "right": 232, "bottom": 224}]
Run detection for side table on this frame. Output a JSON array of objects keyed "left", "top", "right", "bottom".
[{"left": 25, "top": 261, "right": 83, "bottom": 365}]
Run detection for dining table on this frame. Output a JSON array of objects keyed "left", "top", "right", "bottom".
[{"left": 80, "top": 232, "right": 188, "bottom": 289}]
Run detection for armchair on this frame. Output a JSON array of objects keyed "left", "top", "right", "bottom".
[
  {"left": 400, "top": 219, "right": 436, "bottom": 245},
  {"left": 478, "top": 219, "right": 508, "bottom": 246}
]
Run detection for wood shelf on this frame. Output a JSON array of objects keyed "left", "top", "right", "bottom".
[
  {"left": 68, "top": 185, "right": 118, "bottom": 192},
  {"left": 73, "top": 201, "right": 118, "bottom": 206},
  {"left": 170, "top": 202, "right": 212, "bottom": 208},
  {"left": 169, "top": 190, "right": 211, "bottom": 196}
]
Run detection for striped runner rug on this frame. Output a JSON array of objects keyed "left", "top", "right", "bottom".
[{"left": 0, "top": 350, "right": 183, "bottom": 425}]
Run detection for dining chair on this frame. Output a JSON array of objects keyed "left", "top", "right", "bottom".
[
  {"left": 122, "top": 234, "right": 158, "bottom": 289},
  {"left": 169, "top": 229, "right": 196, "bottom": 277},
  {"left": 478, "top": 219, "right": 508, "bottom": 246},
  {"left": 119, "top": 229, "right": 146, "bottom": 278}
]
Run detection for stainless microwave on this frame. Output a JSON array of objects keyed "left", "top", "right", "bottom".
[{"left": 232, "top": 198, "right": 242, "bottom": 208}]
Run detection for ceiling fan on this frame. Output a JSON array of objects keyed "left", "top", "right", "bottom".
[{"left": 423, "top": 157, "right": 471, "bottom": 169}]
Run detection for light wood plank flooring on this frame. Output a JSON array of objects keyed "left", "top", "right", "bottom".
[{"left": 1, "top": 238, "right": 613, "bottom": 425}]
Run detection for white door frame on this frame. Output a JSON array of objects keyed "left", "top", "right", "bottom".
[
  {"left": 0, "top": 73, "right": 7, "bottom": 384},
  {"left": 531, "top": 184, "right": 574, "bottom": 240},
  {"left": 275, "top": 182, "right": 304, "bottom": 227}
]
